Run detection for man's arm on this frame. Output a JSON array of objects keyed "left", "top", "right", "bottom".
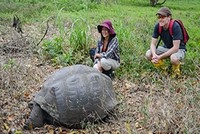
[{"left": 150, "top": 37, "right": 158, "bottom": 56}]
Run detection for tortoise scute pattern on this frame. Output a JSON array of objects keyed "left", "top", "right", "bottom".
[{"left": 34, "top": 64, "right": 117, "bottom": 126}]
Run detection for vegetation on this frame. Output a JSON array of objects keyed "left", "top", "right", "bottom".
[{"left": 0, "top": 0, "right": 200, "bottom": 133}]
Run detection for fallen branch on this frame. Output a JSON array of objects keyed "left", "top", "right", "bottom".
[{"left": 36, "top": 19, "right": 49, "bottom": 46}]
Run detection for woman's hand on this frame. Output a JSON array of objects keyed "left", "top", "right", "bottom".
[{"left": 94, "top": 53, "right": 102, "bottom": 59}]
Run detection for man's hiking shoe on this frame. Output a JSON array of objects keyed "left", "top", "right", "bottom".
[
  {"left": 171, "top": 64, "right": 181, "bottom": 78},
  {"left": 152, "top": 59, "right": 165, "bottom": 68},
  {"left": 153, "top": 59, "right": 168, "bottom": 75}
]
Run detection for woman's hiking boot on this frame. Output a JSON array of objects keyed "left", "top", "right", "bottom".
[{"left": 102, "top": 69, "right": 115, "bottom": 80}]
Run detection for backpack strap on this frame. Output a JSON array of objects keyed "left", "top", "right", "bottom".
[
  {"left": 168, "top": 19, "right": 175, "bottom": 37},
  {"left": 156, "top": 37, "right": 162, "bottom": 49},
  {"left": 158, "top": 24, "right": 162, "bottom": 34},
  {"left": 157, "top": 24, "right": 162, "bottom": 48}
]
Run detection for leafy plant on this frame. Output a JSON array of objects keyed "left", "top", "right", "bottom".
[
  {"left": 69, "top": 18, "right": 91, "bottom": 53},
  {"left": 41, "top": 16, "right": 93, "bottom": 66}
]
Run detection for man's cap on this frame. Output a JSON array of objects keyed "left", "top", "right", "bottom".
[{"left": 156, "top": 7, "right": 172, "bottom": 16}]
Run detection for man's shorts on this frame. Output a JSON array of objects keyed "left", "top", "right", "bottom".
[{"left": 156, "top": 46, "right": 186, "bottom": 61}]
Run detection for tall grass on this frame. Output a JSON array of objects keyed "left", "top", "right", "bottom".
[{"left": 40, "top": 10, "right": 93, "bottom": 66}]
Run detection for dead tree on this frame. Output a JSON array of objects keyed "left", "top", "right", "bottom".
[
  {"left": 12, "top": 15, "right": 23, "bottom": 34},
  {"left": 150, "top": 0, "right": 167, "bottom": 6}
]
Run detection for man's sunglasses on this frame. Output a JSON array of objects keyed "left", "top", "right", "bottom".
[{"left": 157, "top": 15, "right": 167, "bottom": 19}]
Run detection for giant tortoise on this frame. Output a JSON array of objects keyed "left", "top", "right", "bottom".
[{"left": 24, "top": 64, "right": 117, "bottom": 129}]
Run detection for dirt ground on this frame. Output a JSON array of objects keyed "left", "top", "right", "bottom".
[{"left": 1, "top": 22, "right": 199, "bottom": 134}]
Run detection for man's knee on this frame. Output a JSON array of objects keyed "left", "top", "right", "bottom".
[
  {"left": 145, "top": 50, "right": 152, "bottom": 60},
  {"left": 170, "top": 55, "right": 179, "bottom": 64}
]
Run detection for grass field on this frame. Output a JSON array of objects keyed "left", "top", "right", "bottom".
[{"left": 0, "top": 0, "right": 200, "bottom": 133}]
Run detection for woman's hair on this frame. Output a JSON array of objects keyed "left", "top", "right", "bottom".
[
  {"left": 101, "top": 34, "right": 115, "bottom": 43},
  {"left": 100, "top": 34, "right": 115, "bottom": 52}
]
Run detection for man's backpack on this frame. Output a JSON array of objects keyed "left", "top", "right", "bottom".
[{"left": 157, "top": 19, "right": 189, "bottom": 47}]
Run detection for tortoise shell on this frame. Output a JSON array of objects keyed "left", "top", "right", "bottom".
[{"left": 33, "top": 64, "right": 117, "bottom": 126}]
